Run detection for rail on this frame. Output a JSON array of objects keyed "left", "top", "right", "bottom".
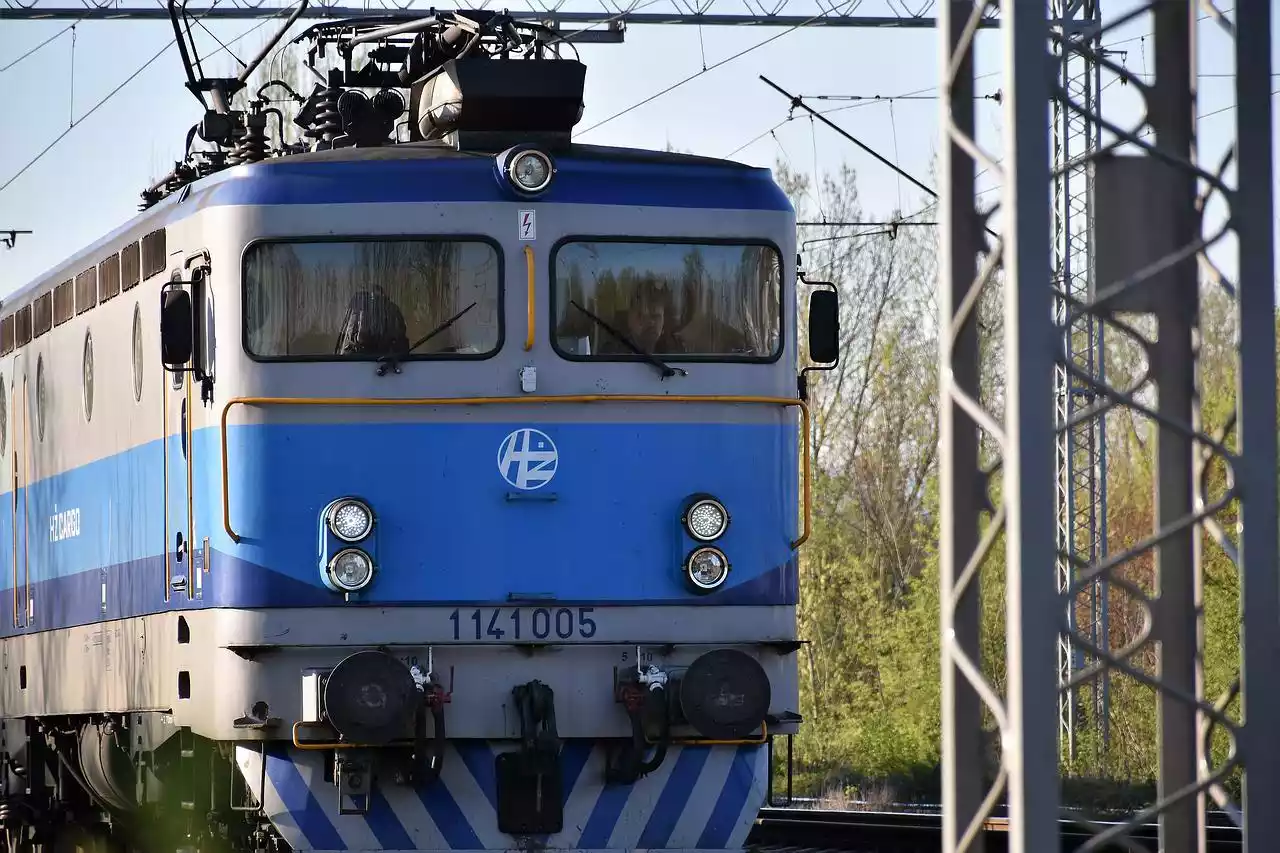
[
  {"left": 748, "top": 808, "right": 1244, "bottom": 852},
  {"left": 219, "top": 394, "right": 810, "bottom": 548}
]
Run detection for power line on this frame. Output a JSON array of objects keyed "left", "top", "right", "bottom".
[
  {"left": 578, "top": 8, "right": 831, "bottom": 136},
  {"left": 1099, "top": 5, "right": 1232, "bottom": 50},
  {"left": 0, "top": 17, "right": 86, "bottom": 73},
  {"left": 759, "top": 78, "right": 1002, "bottom": 240},
  {"left": 797, "top": 220, "right": 937, "bottom": 226},
  {"left": 803, "top": 92, "right": 1000, "bottom": 103},
  {"left": 762, "top": 78, "right": 992, "bottom": 238},
  {"left": 761, "top": 78, "right": 935, "bottom": 205},
  {"left": 0, "top": 7, "right": 285, "bottom": 197},
  {"left": 723, "top": 70, "right": 1003, "bottom": 159}
]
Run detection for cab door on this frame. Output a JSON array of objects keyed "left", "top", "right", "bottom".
[
  {"left": 9, "top": 368, "right": 26, "bottom": 630},
  {"left": 163, "top": 270, "right": 195, "bottom": 602}
]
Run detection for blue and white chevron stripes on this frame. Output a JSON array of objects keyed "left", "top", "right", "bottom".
[{"left": 234, "top": 740, "right": 768, "bottom": 853}]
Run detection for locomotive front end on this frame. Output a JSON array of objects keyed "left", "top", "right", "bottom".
[
  {"left": 190, "top": 143, "right": 840, "bottom": 849},
  {"left": 168, "top": 16, "right": 842, "bottom": 852}
]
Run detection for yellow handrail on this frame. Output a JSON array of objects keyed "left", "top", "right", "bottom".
[
  {"left": 163, "top": 372, "right": 171, "bottom": 601},
  {"left": 186, "top": 368, "right": 196, "bottom": 591},
  {"left": 220, "top": 395, "right": 810, "bottom": 549},
  {"left": 523, "top": 245, "right": 535, "bottom": 351}
]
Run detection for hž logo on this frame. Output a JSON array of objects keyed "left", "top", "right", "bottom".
[{"left": 497, "top": 428, "right": 557, "bottom": 490}]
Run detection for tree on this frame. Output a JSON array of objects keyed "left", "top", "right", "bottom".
[{"left": 777, "top": 159, "right": 948, "bottom": 798}]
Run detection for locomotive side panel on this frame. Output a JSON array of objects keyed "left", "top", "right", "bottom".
[{"left": 0, "top": 207, "right": 225, "bottom": 716}]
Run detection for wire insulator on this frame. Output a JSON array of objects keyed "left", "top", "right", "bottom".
[
  {"left": 225, "top": 120, "right": 247, "bottom": 166},
  {"left": 236, "top": 115, "right": 268, "bottom": 164},
  {"left": 308, "top": 85, "right": 342, "bottom": 150}
]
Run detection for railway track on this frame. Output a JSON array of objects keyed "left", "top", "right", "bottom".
[{"left": 748, "top": 807, "right": 1244, "bottom": 852}]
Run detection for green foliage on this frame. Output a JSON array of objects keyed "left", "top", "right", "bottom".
[{"left": 781, "top": 160, "right": 1255, "bottom": 814}]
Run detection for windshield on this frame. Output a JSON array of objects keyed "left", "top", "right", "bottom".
[
  {"left": 244, "top": 239, "right": 501, "bottom": 359},
  {"left": 552, "top": 240, "right": 782, "bottom": 361}
]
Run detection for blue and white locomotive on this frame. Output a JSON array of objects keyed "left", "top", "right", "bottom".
[{"left": 0, "top": 7, "right": 838, "bottom": 852}]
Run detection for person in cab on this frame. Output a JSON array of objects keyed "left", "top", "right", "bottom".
[{"left": 335, "top": 287, "right": 411, "bottom": 357}]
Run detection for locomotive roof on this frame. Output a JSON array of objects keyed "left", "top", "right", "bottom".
[
  {"left": 268, "top": 141, "right": 758, "bottom": 170},
  {"left": 4, "top": 142, "right": 782, "bottom": 307}
]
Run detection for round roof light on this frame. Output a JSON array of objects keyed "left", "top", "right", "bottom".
[
  {"left": 683, "top": 497, "right": 729, "bottom": 542},
  {"left": 685, "top": 546, "right": 729, "bottom": 592},
  {"left": 507, "top": 150, "right": 553, "bottom": 193},
  {"left": 327, "top": 498, "right": 374, "bottom": 542},
  {"left": 327, "top": 548, "right": 375, "bottom": 593}
]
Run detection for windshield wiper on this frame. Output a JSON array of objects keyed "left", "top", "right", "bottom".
[
  {"left": 570, "top": 300, "right": 686, "bottom": 379},
  {"left": 376, "top": 301, "right": 478, "bottom": 376}
]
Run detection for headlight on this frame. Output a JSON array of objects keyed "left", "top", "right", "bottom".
[
  {"left": 507, "top": 149, "right": 553, "bottom": 193},
  {"left": 685, "top": 546, "right": 729, "bottom": 592},
  {"left": 328, "top": 548, "right": 374, "bottom": 592},
  {"left": 683, "top": 496, "right": 729, "bottom": 542},
  {"left": 327, "top": 498, "right": 373, "bottom": 542}
]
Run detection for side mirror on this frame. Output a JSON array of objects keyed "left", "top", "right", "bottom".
[
  {"left": 807, "top": 287, "right": 839, "bottom": 365},
  {"left": 161, "top": 287, "right": 194, "bottom": 370}
]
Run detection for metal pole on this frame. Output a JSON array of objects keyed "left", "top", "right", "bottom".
[
  {"left": 1051, "top": 0, "right": 1110, "bottom": 771},
  {"left": 1090, "top": 16, "right": 1109, "bottom": 756},
  {"left": 1000, "top": 1, "right": 1058, "bottom": 849},
  {"left": 1234, "top": 2, "right": 1280, "bottom": 849},
  {"left": 1148, "top": 6, "right": 1198, "bottom": 852},
  {"left": 938, "top": 2, "right": 984, "bottom": 850}
]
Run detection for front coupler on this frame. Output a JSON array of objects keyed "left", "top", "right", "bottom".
[{"left": 496, "top": 679, "right": 563, "bottom": 834}]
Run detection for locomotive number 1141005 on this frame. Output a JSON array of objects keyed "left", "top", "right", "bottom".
[{"left": 448, "top": 607, "right": 598, "bottom": 641}]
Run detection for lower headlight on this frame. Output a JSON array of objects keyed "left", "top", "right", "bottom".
[
  {"left": 685, "top": 546, "right": 729, "bottom": 592},
  {"left": 328, "top": 548, "right": 374, "bottom": 592}
]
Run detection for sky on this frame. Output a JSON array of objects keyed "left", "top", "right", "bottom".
[{"left": 0, "top": 1, "right": 1276, "bottom": 296}]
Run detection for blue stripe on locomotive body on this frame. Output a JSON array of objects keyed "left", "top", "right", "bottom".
[
  {"left": 0, "top": 417, "right": 799, "bottom": 633},
  {"left": 237, "top": 740, "right": 767, "bottom": 852},
  {"left": 201, "top": 154, "right": 793, "bottom": 211}
]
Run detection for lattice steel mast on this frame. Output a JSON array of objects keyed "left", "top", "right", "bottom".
[
  {"left": 1050, "top": 0, "right": 1109, "bottom": 766},
  {"left": 941, "top": 1, "right": 1280, "bottom": 850}
]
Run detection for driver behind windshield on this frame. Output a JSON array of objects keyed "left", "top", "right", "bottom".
[
  {"left": 335, "top": 288, "right": 410, "bottom": 357},
  {"left": 597, "top": 277, "right": 687, "bottom": 355}
]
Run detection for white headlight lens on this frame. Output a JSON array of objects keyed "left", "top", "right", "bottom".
[
  {"left": 686, "top": 547, "right": 728, "bottom": 591},
  {"left": 328, "top": 548, "right": 374, "bottom": 591},
  {"left": 685, "top": 498, "right": 728, "bottom": 541},
  {"left": 510, "top": 151, "right": 552, "bottom": 192},
  {"left": 328, "top": 499, "right": 373, "bottom": 542}
]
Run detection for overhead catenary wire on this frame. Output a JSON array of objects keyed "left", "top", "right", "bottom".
[
  {"left": 761, "top": 76, "right": 937, "bottom": 205},
  {"left": 798, "top": 220, "right": 937, "bottom": 227},
  {"left": 0, "top": 6, "right": 288, "bottom": 197},
  {"left": 578, "top": 7, "right": 835, "bottom": 137},
  {"left": 722, "top": 71, "right": 1003, "bottom": 159},
  {"left": 0, "top": 16, "right": 86, "bottom": 74},
  {"left": 760, "top": 75, "right": 999, "bottom": 243}
]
